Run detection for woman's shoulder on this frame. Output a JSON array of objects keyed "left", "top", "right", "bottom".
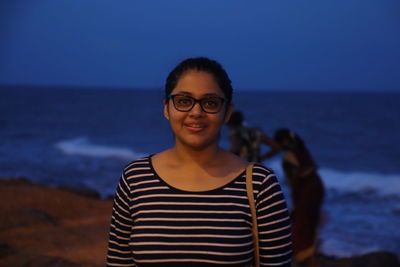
[
  {"left": 123, "top": 155, "right": 153, "bottom": 174},
  {"left": 251, "top": 163, "right": 277, "bottom": 182},
  {"left": 251, "top": 164, "right": 284, "bottom": 197},
  {"left": 253, "top": 162, "right": 275, "bottom": 173}
]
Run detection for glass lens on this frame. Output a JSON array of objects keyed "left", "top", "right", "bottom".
[
  {"left": 201, "top": 97, "right": 223, "bottom": 112},
  {"left": 173, "top": 95, "right": 194, "bottom": 111},
  {"left": 171, "top": 95, "right": 225, "bottom": 113}
]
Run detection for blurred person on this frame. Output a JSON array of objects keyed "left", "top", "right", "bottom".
[
  {"left": 274, "top": 128, "right": 325, "bottom": 267},
  {"left": 227, "top": 111, "right": 280, "bottom": 163},
  {"left": 106, "top": 57, "right": 292, "bottom": 266}
]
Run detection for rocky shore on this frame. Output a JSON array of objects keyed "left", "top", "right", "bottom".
[
  {"left": 0, "top": 178, "right": 399, "bottom": 267},
  {"left": 0, "top": 178, "right": 112, "bottom": 267}
]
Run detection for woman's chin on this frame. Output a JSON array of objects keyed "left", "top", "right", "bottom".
[{"left": 178, "top": 137, "right": 218, "bottom": 151}]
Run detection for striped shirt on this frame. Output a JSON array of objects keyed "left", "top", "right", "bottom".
[{"left": 107, "top": 156, "right": 292, "bottom": 266}]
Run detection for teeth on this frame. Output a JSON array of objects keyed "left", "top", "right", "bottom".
[{"left": 187, "top": 124, "right": 203, "bottom": 128}]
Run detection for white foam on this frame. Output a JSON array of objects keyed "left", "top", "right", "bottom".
[
  {"left": 263, "top": 158, "right": 400, "bottom": 198},
  {"left": 321, "top": 168, "right": 400, "bottom": 197},
  {"left": 55, "top": 137, "right": 143, "bottom": 160}
]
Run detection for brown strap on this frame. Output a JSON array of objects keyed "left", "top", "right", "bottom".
[{"left": 246, "top": 163, "right": 260, "bottom": 267}]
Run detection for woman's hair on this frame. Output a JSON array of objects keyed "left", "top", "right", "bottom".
[
  {"left": 227, "top": 111, "right": 244, "bottom": 127},
  {"left": 274, "top": 128, "right": 305, "bottom": 150},
  {"left": 165, "top": 57, "right": 233, "bottom": 103}
]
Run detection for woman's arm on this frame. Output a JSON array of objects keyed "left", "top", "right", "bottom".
[
  {"left": 106, "top": 171, "right": 136, "bottom": 266},
  {"left": 259, "top": 133, "right": 281, "bottom": 161},
  {"left": 255, "top": 166, "right": 292, "bottom": 266}
]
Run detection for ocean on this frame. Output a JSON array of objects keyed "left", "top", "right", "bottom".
[{"left": 1, "top": 87, "right": 399, "bottom": 258}]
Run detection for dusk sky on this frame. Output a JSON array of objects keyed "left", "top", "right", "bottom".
[{"left": 1, "top": 1, "right": 399, "bottom": 91}]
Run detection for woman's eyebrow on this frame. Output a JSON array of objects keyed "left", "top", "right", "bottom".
[
  {"left": 174, "top": 91, "right": 223, "bottom": 98},
  {"left": 203, "top": 93, "right": 221, "bottom": 97},
  {"left": 174, "top": 90, "right": 192, "bottom": 95}
]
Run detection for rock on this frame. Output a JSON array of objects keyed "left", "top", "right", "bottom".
[
  {"left": 57, "top": 185, "right": 101, "bottom": 199},
  {"left": 355, "top": 251, "right": 400, "bottom": 267},
  {"left": 0, "top": 178, "right": 113, "bottom": 266},
  {"left": 0, "top": 177, "right": 31, "bottom": 186},
  {"left": 0, "top": 254, "right": 82, "bottom": 267},
  {"left": 17, "top": 208, "right": 59, "bottom": 226},
  {"left": 0, "top": 243, "right": 14, "bottom": 259}
]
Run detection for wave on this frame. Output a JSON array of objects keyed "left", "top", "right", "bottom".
[
  {"left": 264, "top": 159, "right": 400, "bottom": 198},
  {"left": 55, "top": 137, "right": 143, "bottom": 160},
  {"left": 54, "top": 139, "right": 400, "bottom": 198},
  {"left": 320, "top": 169, "right": 400, "bottom": 197}
]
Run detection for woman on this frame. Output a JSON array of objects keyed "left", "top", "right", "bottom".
[
  {"left": 107, "top": 57, "right": 292, "bottom": 266},
  {"left": 227, "top": 110, "right": 280, "bottom": 163},
  {"left": 274, "top": 129, "right": 325, "bottom": 267}
]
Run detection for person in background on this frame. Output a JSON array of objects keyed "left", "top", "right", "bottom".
[
  {"left": 106, "top": 57, "right": 292, "bottom": 266},
  {"left": 274, "top": 128, "right": 325, "bottom": 267},
  {"left": 227, "top": 110, "right": 280, "bottom": 163}
]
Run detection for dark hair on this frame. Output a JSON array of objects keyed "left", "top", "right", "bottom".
[
  {"left": 165, "top": 57, "right": 233, "bottom": 103},
  {"left": 274, "top": 128, "right": 305, "bottom": 150},
  {"left": 227, "top": 111, "right": 244, "bottom": 127}
]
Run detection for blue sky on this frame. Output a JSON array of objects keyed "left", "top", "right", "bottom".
[{"left": 1, "top": 0, "right": 399, "bottom": 91}]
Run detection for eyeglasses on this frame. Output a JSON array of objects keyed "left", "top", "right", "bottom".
[{"left": 168, "top": 94, "right": 227, "bottom": 114}]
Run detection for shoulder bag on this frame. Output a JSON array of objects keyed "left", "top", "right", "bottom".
[{"left": 246, "top": 163, "right": 260, "bottom": 267}]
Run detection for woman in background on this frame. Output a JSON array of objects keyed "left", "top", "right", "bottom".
[
  {"left": 227, "top": 110, "right": 280, "bottom": 163},
  {"left": 106, "top": 57, "right": 292, "bottom": 266},
  {"left": 274, "top": 129, "right": 325, "bottom": 267}
]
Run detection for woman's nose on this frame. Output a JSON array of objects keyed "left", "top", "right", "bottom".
[{"left": 189, "top": 101, "right": 204, "bottom": 116}]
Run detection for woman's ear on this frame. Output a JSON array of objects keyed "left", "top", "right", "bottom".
[
  {"left": 224, "top": 103, "right": 234, "bottom": 124},
  {"left": 163, "top": 99, "right": 170, "bottom": 120}
]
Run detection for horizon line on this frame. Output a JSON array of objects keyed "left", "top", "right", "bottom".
[{"left": 0, "top": 84, "right": 398, "bottom": 93}]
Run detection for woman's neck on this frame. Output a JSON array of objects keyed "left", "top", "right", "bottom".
[{"left": 171, "top": 143, "right": 224, "bottom": 168}]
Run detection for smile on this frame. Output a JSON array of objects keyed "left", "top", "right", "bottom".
[{"left": 184, "top": 123, "right": 206, "bottom": 131}]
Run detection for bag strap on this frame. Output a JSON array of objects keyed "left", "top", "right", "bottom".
[{"left": 246, "top": 163, "right": 260, "bottom": 267}]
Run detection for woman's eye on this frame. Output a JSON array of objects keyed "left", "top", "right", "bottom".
[
  {"left": 177, "top": 97, "right": 192, "bottom": 106},
  {"left": 203, "top": 99, "right": 219, "bottom": 108}
]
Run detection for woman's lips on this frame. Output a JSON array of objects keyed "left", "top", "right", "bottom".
[{"left": 184, "top": 123, "right": 206, "bottom": 132}]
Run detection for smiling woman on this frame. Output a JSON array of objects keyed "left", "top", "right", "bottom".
[
  {"left": 106, "top": 57, "right": 293, "bottom": 266},
  {"left": 163, "top": 69, "right": 231, "bottom": 153}
]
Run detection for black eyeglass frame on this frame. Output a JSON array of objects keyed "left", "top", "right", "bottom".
[{"left": 167, "top": 94, "right": 228, "bottom": 114}]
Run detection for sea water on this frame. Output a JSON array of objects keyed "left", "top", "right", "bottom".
[{"left": 1, "top": 87, "right": 399, "bottom": 258}]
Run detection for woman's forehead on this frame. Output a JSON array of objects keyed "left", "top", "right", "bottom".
[
  {"left": 172, "top": 71, "right": 224, "bottom": 97},
  {"left": 172, "top": 90, "right": 222, "bottom": 98}
]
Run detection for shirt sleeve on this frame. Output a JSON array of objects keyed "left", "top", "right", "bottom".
[
  {"left": 106, "top": 170, "right": 136, "bottom": 266},
  {"left": 255, "top": 165, "right": 292, "bottom": 266}
]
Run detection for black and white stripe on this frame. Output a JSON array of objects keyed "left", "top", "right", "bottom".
[{"left": 107, "top": 156, "right": 292, "bottom": 266}]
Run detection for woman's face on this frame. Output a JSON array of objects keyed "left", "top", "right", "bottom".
[{"left": 164, "top": 70, "right": 233, "bottom": 151}]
